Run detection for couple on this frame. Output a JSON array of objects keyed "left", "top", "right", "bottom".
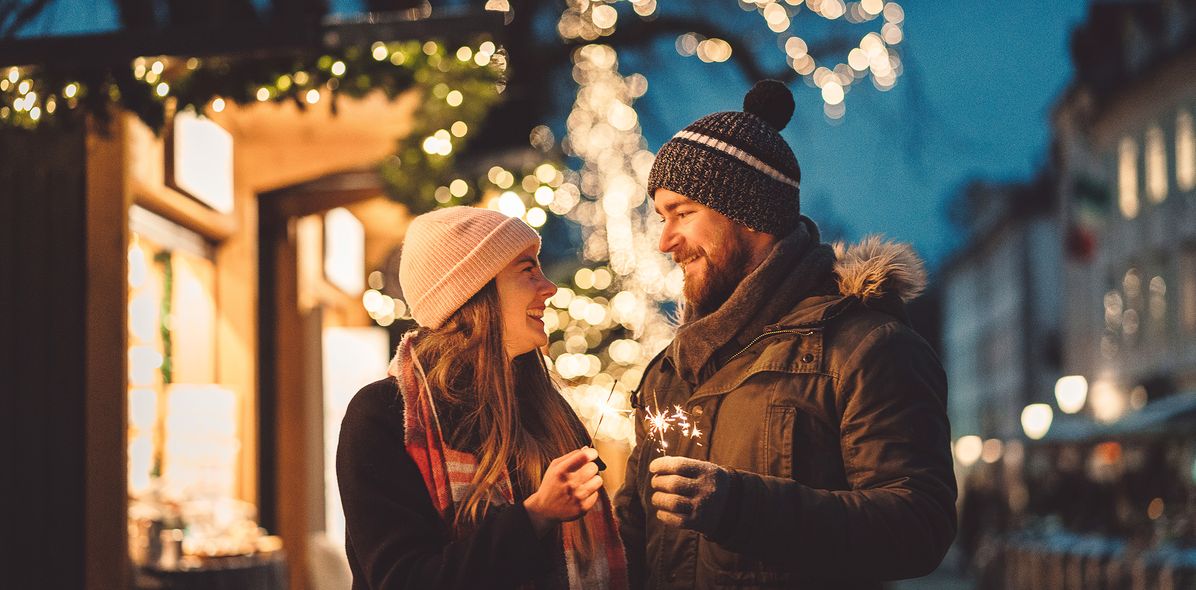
[{"left": 336, "top": 80, "right": 957, "bottom": 590}]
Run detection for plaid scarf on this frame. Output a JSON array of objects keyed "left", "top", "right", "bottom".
[{"left": 389, "top": 333, "right": 629, "bottom": 590}]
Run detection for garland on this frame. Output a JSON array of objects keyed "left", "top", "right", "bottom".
[
  {"left": 153, "top": 251, "right": 173, "bottom": 385},
  {"left": 0, "top": 37, "right": 503, "bottom": 134}
]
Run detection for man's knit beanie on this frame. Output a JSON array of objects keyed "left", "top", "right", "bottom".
[
  {"left": 399, "top": 206, "right": 540, "bottom": 329},
  {"left": 647, "top": 79, "right": 802, "bottom": 235}
]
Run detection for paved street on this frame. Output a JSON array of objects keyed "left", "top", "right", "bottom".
[
  {"left": 886, "top": 549, "right": 975, "bottom": 590},
  {"left": 888, "top": 569, "right": 975, "bottom": 590}
]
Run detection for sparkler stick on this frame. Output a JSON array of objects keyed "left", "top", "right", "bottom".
[{"left": 589, "top": 380, "right": 619, "bottom": 442}]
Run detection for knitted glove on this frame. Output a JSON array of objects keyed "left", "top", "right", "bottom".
[{"left": 648, "top": 456, "right": 731, "bottom": 535}]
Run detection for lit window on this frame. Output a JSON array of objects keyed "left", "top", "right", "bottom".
[
  {"left": 1178, "top": 110, "right": 1195, "bottom": 191},
  {"left": 1119, "top": 137, "right": 1140, "bottom": 218},
  {"left": 1146, "top": 126, "right": 1167, "bottom": 203}
]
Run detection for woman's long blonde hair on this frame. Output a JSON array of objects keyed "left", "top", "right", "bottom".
[{"left": 411, "top": 281, "right": 595, "bottom": 558}]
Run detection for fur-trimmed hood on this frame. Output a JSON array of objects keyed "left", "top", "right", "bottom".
[{"left": 832, "top": 236, "right": 928, "bottom": 304}]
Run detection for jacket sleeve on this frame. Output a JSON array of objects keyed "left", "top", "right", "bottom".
[
  {"left": 709, "top": 322, "right": 958, "bottom": 581},
  {"left": 612, "top": 400, "right": 649, "bottom": 588},
  {"left": 336, "top": 381, "right": 558, "bottom": 590}
]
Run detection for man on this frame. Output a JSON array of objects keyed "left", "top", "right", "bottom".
[{"left": 613, "top": 80, "right": 956, "bottom": 589}]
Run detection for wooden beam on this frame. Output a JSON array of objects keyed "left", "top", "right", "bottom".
[
  {"left": 0, "top": 8, "right": 505, "bottom": 68},
  {"left": 85, "top": 115, "right": 131, "bottom": 590},
  {"left": 132, "top": 179, "right": 238, "bottom": 242}
]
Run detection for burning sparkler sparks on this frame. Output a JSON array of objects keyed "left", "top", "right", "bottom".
[{"left": 642, "top": 392, "right": 703, "bottom": 455}]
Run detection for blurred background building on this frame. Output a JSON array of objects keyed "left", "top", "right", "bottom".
[
  {"left": 939, "top": 1, "right": 1196, "bottom": 587},
  {"left": 940, "top": 175, "right": 1062, "bottom": 442}
]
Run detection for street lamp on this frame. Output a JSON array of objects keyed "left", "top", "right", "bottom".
[
  {"left": 953, "top": 435, "right": 983, "bottom": 467},
  {"left": 1021, "top": 404, "right": 1053, "bottom": 440},
  {"left": 1055, "top": 375, "right": 1088, "bottom": 414},
  {"left": 1090, "top": 380, "right": 1126, "bottom": 423}
]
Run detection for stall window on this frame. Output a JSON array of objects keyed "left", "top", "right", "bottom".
[
  {"left": 128, "top": 207, "right": 220, "bottom": 499},
  {"left": 127, "top": 206, "right": 263, "bottom": 565},
  {"left": 1119, "top": 136, "right": 1140, "bottom": 219}
]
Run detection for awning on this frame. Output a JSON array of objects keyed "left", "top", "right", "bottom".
[{"left": 1039, "top": 391, "right": 1196, "bottom": 443}]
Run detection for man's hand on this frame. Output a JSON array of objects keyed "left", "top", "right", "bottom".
[{"left": 648, "top": 456, "right": 731, "bottom": 535}]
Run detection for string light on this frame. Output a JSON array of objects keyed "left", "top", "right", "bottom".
[
  {"left": 372, "top": 42, "right": 389, "bottom": 61},
  {"left": 674, "top": 1, "right": 906, "bottom": 115}
]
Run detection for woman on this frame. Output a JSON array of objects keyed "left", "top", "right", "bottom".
[{"left": 337, "top": 206, "right": 628, "bottom": 590}]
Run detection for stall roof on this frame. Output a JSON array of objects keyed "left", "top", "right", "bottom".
[
  {"left": 0, "top": 7, "right": 504, "bottom": 68},
  {"left": 1107, "top": 391, "right": 1196, "bottom": 437}
]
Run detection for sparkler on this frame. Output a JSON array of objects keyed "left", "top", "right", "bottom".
[
  {"left": 589, "top": 380, "right": 620, "bottom": 442},
  {"left": 642, "top": 390, "right": 703, "bottom": 455},
  {"left": 589, "top": 381, "right": 634, "bottom": 471}
]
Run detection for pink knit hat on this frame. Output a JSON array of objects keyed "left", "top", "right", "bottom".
[{"left": 399, "top": 206, "right": 541, "bottom": 329}]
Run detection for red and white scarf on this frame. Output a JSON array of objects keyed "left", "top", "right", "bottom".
[{"left": 389, "top": 333, "right": 629, "bottom": 590}]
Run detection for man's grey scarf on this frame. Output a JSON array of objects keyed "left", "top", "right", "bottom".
[{"left": 666, "top": 216, "right": 837, "bottom": 386}]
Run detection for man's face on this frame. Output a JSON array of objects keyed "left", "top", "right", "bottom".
[{"left": 654, "top": 189, "right": 754, "bottom": 316}]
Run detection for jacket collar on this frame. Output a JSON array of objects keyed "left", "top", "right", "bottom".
[
  {"left": 663, "top": 231, "right": 928, "bottom": 385},
  {"left": 666, "top": 217, "right": 836, "bottom": 385}
]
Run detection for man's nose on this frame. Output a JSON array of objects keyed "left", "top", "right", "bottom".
[{"left": 659, "top": 223, "right": 680, "bottom": 253}]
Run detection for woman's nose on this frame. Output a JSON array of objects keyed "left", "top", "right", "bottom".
[{"left": 539, "top": 276, "right": 558, "bottom": 299}]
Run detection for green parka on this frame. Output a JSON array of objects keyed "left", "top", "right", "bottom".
[{"left": 614, "top": 226, "right": 957, "bottom": 590}]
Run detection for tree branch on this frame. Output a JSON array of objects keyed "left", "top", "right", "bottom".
[
  {"left": 0, "top": 0, "right": 54, "bottom": 38},
  {"left": 548, "top": 14, "right": 862, "bottom": 84}
]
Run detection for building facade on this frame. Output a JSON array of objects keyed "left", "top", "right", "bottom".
[
  {"left": 941, "top": 178, "right": 1062, "bottom": 440},
  {"left": 1054, "top": 0, "right": 1196, "bottom": 421}
]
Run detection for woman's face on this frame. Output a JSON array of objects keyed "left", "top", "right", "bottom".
[{"left": 495, "top": 245, "right": 557, "bottom": 359}]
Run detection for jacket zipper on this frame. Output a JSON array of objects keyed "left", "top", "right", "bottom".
[{"left": 724, "top": 328, "right": 816, "bottom": 364}]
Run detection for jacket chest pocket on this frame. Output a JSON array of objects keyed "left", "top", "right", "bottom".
[
  {"left": 763, "top": 405, "right": 795, "bottom": 478},
  {"left": 762, "top": 401, "right": 846, "bottom": 486}
]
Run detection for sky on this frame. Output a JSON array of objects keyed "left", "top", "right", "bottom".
[
  {"left": 12, "top": 0, "right": 1091, "bottom": 270},
  {"left": 625, "top": 2, "right": 1091, "bottom": 270}
]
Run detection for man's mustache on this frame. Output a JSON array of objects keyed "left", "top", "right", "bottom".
[{"left": 673, "top": 247, "right": 706, "bottom": 266}]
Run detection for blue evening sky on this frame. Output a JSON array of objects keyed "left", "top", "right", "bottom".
[{"left": 624, "top": 2, "right": 1091, "bottom": 270}]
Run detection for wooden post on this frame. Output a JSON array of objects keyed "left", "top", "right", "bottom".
[{"left": 86, "top": 116, "right": 132, "bottom": 590}]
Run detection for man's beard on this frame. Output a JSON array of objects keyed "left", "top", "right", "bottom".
[{"left": 680, "top": 235, "right": 751, "bottom": 318}]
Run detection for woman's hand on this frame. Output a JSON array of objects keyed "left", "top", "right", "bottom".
[{"left": 523, "top": 447, "right": 604, "bottom": 536}]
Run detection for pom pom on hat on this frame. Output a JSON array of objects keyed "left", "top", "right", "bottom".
[
  {"left": 742, "top": 79, "right": 794, "bottom": 131},
  {"left": 646, "top": 79, "right": 802, "bottom": 235}
]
